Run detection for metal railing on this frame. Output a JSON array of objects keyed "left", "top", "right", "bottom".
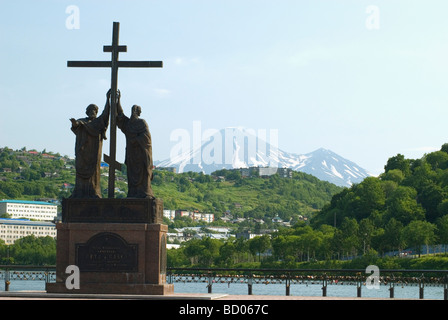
[
  {"left": 0, "top": 265, "right": 56, "bottom": 291},
  {"left": 1, "top": 265, "right": 447, "bottom": 299},
  {"left": 167, "top": 267, "right": 448, "bottom": 299}
]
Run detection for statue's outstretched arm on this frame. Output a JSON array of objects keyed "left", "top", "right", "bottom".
[{"left": 116, "top": 89, "right": 124, "bottom": 115}]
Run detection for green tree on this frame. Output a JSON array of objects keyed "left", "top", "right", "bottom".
[
  {"left": 248, "top": 235, "right": 271, "bottom": 261},
  {"left": 0, "top": 181, "right": 23, "bottom": 198},
  {"left": 9, "top": 235, "right": 56, "bottom": 265},
  {"left": 384, "top": 154, "right": 411, "bottom": 176},
  {"left": 359, "top": 218, "right": 375, "bottom": 254},
  {"left": 418, "top": 182, "right": 445, "bottom": 222},
  {"left": 437, "top": 199, "right": 448, "bottom": 217},
  {"left": 301, "top": 229, "right": 323, "bottom": 261},
  {"left": 167, "top": 247, "right": 189, "bottom": 267},
  {"left": 330, "top": 229, "right": 345, "bottom": 260},
  {"left": 441, "top": 143, "right": 448, "bottom": 154},
  {"left": 272, "top": 234, "right": 303, "bottom": 262},
  {"left": 385, "top": 186, "right": 425, "bottom": 224},
  {"left": 199, "top": 237, "right": 222, "bottom": 266},
  {"left": 381, "top": 218, "right": 404, "bottom": 254},
  {"left": 183, "top": 239, "right": 203, "bottom": 265},
  {"left": 402, "top": 220, "right": 436, "bottom": 257},
  {"left": 380, "top": 169, "right": 405, "bottom": 184},
  {"left": 425, "top": 151, "right": 448, "bottom": 170},
  {"left": 340, "top": 217, "right": 360, "bottom": 258},
  {"left": 218, "top": 241, "right": 237, "bottom": 266},
  {"left": 0, "top": 239, "right": 9, "bottom": 264},
  {"left": 354, "top": 177, "right": 386, "bottom": 220},
  {"left": 271, "top": 235, "right": 288, "bottom": 260},
  {"left": 436, "top": 215, "right": 448, "bottom": 252},
  {"left": 404, "top": 162, "right": 435, "bottom": 193},
  {"left": 233, "top": 237, "right": 250, "bottom": 263},
  {"left": 316, "top": 224, "right": 336, "bottom": 260}
]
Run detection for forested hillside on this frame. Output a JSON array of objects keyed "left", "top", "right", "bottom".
[
  {"left": 0, "top": 147, "right": 74, "bottom": 200},
  {"left": 3, "top": 145, "right": 448, "bottom": 269},
  {"left": 307, "top": 144, "right": 448, "bottom": 257},
  {"left": 313, "top": 144, "right": 448, "bottom": 227},
  {"left": 167, "top": 145, "right": 448, "bottom": 269},
  {"left": 155, "top": 169, "right": 342, "bottom": 222},
  {"left": 0, "top": 146, "right": 342, "bottom": 224}
]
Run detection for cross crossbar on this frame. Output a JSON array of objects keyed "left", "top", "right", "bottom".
[
  {"left": 67, "top": 61, "right": 163, "bottom": 68},
  {"left": 104, "top": 45, "right": 127, "bottom": 52}
]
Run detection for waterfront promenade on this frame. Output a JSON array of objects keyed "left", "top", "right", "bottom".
[
  {"left": 2, "top": 266, "right": 447, "bottom": 301},
  {"left": 0, "top": 291, "right": 423, "bottom": 300}
]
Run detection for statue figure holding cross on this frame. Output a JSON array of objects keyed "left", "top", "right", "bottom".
[
  {"left": 70, "top": 90, "right": 111, "bottom": 198},
  {"left": 116, "top": 91, "right": 155, "bottom": 199}
]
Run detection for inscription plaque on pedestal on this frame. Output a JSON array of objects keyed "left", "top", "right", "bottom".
[
  {"left": 76, "top": 232, "right": 138, "bottom": 272},
  {"left": 47, "top": 222, "right": 173, "bottom": 294}
]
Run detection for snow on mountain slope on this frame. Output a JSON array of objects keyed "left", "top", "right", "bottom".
[
  {"left": 155, "top": 127, "right": 372, "bottom": 187},
  {"left": 297, "top": 148, "right": 372, "bottom": 187}
]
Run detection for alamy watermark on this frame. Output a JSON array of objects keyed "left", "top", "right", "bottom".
[
  {"left": 169, "top": 121, "right": 279, "bottom": 170},
  {"left": 366, "top": 5, "right": 380, "bottom": 30},
  {"left": 65, "top": 265, "right": 80, "bottom": 290},
  {"left": 65, "top": 5, "right": 80, "bottom": 30},
  {"left": 365, "top": 265, "right": 380, "bottom": 289}
]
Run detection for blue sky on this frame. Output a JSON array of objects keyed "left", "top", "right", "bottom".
[{"left": 1, "top": 0, "right": 448, "bottom": 175}]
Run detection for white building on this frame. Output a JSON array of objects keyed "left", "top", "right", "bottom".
[
  {"left": 0, "top": 218, "right": 56, "bottom": 244},
  {"left": 173, "top": 210, "right": 215, "bottom": 223},
  {"left": 236, "top": 230, "right": 264, "bottom": 240},
  {"left": 163, "top": 209, "right": 176, "bottom": 221},
  {"left": 0, "top": 200, "right": 58, "bottom": 221}
]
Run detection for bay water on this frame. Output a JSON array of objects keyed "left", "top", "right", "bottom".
[{"left": 1, "top": 280, "right": 445, "bottom": 300}]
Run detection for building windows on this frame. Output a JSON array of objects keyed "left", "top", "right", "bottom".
[
  {"left": 0, "top": 219, "right": 56, "bottom": 244},
  {"left": 0, "top": 200, "right": 58, "bottom": 221}
]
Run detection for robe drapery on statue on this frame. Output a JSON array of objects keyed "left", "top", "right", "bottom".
[
  {"left": 70, "top": 101, "right": 109, "bottom": 198},
  {"left": 117, "top": 105, "right": 154, "bottom": 199}
]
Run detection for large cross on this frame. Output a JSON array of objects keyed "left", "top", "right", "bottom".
[{"left": 67, "top": 22, "right": 163, "bottom": 198}]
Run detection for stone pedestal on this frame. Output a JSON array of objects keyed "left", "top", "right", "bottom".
[{"left": 46, "top": 198, "right": 174, "bottom": 295}]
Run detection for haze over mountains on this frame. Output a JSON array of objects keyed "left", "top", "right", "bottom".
[{"left": 155, "top": 127, "right": 372, "bottom": 187}]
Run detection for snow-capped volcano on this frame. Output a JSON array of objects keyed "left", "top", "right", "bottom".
[
  {"left": 295, "top": 148, "right": 373, "bottom": 187},
  {"left": 155, "top": 127, "right": 372, "bottom": 187}
]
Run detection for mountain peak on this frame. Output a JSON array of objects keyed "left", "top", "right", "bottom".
[
  {"left": 155, "top": 130, "right": 372, "bottom": 187},
  {"left": 301, "top": 148, "right": 372, "bottom": 187},
  {"left": 310, "top": 147, "right": 334, "bottom": 154}
]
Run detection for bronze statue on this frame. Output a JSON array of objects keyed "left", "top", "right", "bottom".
[
  {"left": 116, "top": 91, "right": 154, "bottom": 198},
  {"left": 67, "top": 22, "right": 162, "bottom": 198},
  {"left": 70, "top": 90, "right": 111, "bottom": 198}
]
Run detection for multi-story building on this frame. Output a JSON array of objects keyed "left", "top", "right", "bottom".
[
  {"left": 173, "top": 210, "right": 215, "bottom": 223},
  {"left": 240, "top": 167, "right": 293, "bottom": 178},
  {"left": 155, "top": 166, "right": 177, "bottom": 173},
  {"left": 198, "top": 213, "right": 214, "bottom": 223},
  {"left": 0, "top": 200, "right": 58, "bottom": 221},
  {"left": 175, "top": 210, "right": 191, "bottom": 219},
  {"left": 0, "top": 218, "right": 56, "bottom": 244},
  {"left": 163, "top": 209, "right": 176, "bottom": 221}
]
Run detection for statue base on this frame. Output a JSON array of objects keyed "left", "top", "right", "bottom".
[
  {"left": 61, "top": 197, "right": 164, "bottom": 224},
  {"left": 46, "top": 198, "right": 173, "bottom": 295}
]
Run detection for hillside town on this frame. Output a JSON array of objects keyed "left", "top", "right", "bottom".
[
  {"left": 0, "top": 147, "right": 313, "bottom": 246},
  {"left": 0, "top": 198, "right": 298, "bottom": 246}
]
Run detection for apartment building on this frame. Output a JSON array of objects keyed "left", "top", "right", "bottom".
[
  {"left": 0, "top": 200, "right": 58, "bottom": 221},
  {"left": 0, "top": 218, "right": 56, "bottom": 244}
]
